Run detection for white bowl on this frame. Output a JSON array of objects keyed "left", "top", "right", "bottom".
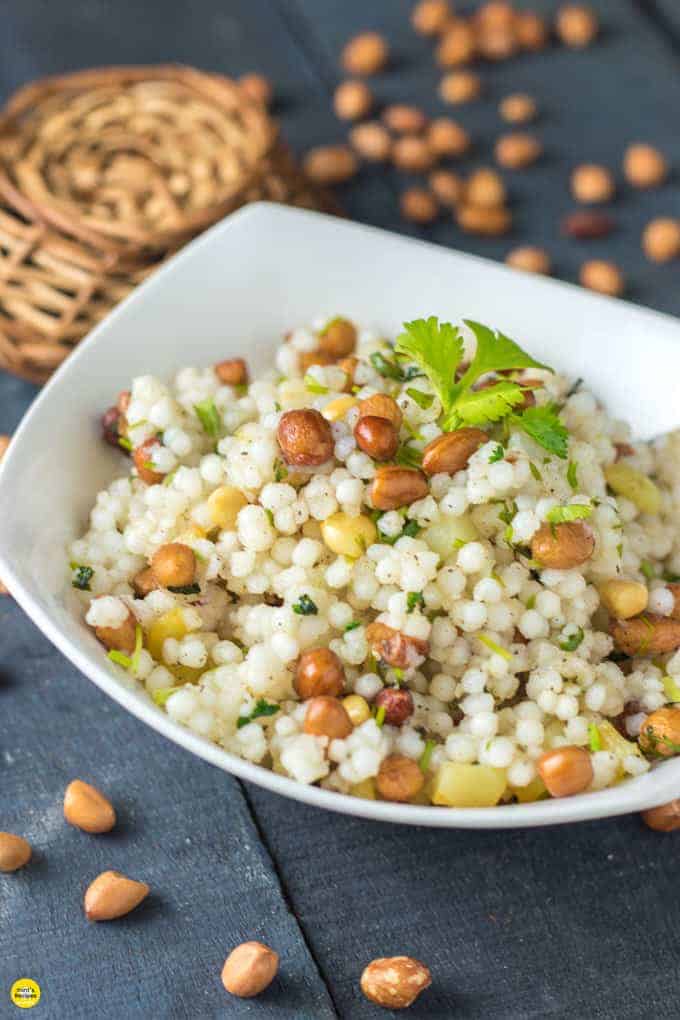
[{"left": 1, "top": 203, "right": 679, "bottom": 829}]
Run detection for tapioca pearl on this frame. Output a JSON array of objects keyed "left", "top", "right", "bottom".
[
  {"left": 403, "top": 614, "right": 431, "bottom": 641},
  {"left": 537, "top": 689, "right": 558, "bottom": 714},
  {"left": 430, "top": 673, "right": 456, "bottom": 701},
  {"left": 648, "top": 586, "right": 674, "bottom": 616},
  {"left": 526, "top": 668, "right": 563, "bottom": 699},
  {"left": 431, "top": 617, "right": 457, "bottom": 650},
  {"left": 436, "top": 566, "right": 466, "bottom": 601},
  {"left": 445, "top": 732, "right": 478, "bottom": 763},
  {"left": 589, "top": 750, "right": 618, "bottom": 791},
  {"left": 375, "top": 511, "right": 402, "bottom": 539},
  {"left": 354, "top": 673, "right": 383, "bottom": 699},
  {"left": 428, "top": 711, "right": 452, "bottom": 737},
  {"left": 260, "top": 483, "right": 297, "bottom": 511},
  {"left": 488, "top": 461, "right": 515, "bottom": 492},
  {"left": 556, "top": 572, "right": 587, "bottom": 599},
  {"left": 274, "top": 715, "right": 298, "bottom": 738},
  {"left": 515, "top": 718, "right": 545, "bottom": 747},
  {"left": 336, "top": 477, "right": 364, "bottom": 505},
  {"left": 473, "top": 577, "right": 503, "bottom": 603},
  {"left": 512, "top": 459, "right": 532, "bottom": 486},
  {"left": 507, "top": 757, "right": 536, "bottom": 787},
  {"left": 325, "top": 557, "right": 353, "bottom": 589},
  {"left": 467, "top": 478, "right": 496, "bottom": 504},
  {"left": 328, "top": 601, "right": 354, "bottom": 629},
  {"left": 289, "top": 327, "right": 317, "bottom": 352},
  {"left": 468, "top": 712, "right": 498, "bottom": 740},
  {"left": 346, "top": 450, "right": 375, "bottom": 480},
  {"left": 623, "top": 755, "right": 650, "bottom": 777},
  {"left": 145, "top": 665, "right": 175, "bottom": 695},
  {"left": 457, "top": 542, "right": 488, "bottom": 574},
  {"left": 178, "top": 639, "right": 208, "bottom": 669},
  {"left": 499, "top": 562, "right": 528, "bottom": 597},
  {"left": 554, "top": 693, "right": 579, "bottom": 721},
  {"left": 461, "top": 668, "right": 486, "bottom": 695},
  {"left": 165, "top": 686, "right": 199, "bottom": 721},
  {"left": 456, "top": 600, "right": 488, "bottom": 632},
  {"left": 461, "top": 692, "right": 494, "bottom": 715},
  {"left": 511, "top": 510, "right": 540, "bottom": 544},
  {"left": 230, "top": 550, "right": 256, "bottom": 577},
  {"left": 439, "top": 487, "right": 470, "bottom": 517},
  {"left": 641, "top": 690, "right": 666, "bottom": 712},
  {"left": 271, "top": 633, "right": 299, "bottom": 663},
  {"left": 564, "top": 716, "right": 589, "bottom": 744},
  {"left": 292, "top": 538, "right": 323, "bottom": 568},
  {"left": 484, "top": 604, "right": 511, "bottom": 634},
  {"left": 518, "top": 610, "right": 549, "bottom": 640},
  {"left": 479, "top": 736, "right": 515, "bottom": 769},
  {"left": 487, "top": 654, "right": 510, "bottom": 679},
  {"left": 535, "top": 590, "right": 561, "bottom": 619},
  {"left": 395, "top": 728, "right": 425, "bottom": 759},
  {"left": 212, "top": 641, "right": 243, "bottom": 666}
]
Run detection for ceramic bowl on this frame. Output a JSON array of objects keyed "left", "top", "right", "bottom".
[{"left": 1, "top": 203, "right": 679, "bottom": 828}]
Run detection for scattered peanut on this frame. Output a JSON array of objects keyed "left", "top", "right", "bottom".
[
  {"left": 303, "top": 145, "right": 358, "bottom": 184},
  {"left": 599, "top": 579, "right": 648, "bottom": 620},
  {"left": 427, "top": 118, "right": 470, "bottom": 157},
  {"left": 624, "top": 143, "right": 668, "bottom": 189},
  {"left": 0, "top": 434, "right": 10, "bottom": 461},
  {"left": 0, "top": 832, "right": 32, "bottom": 872},
  {"left": 238, "top": 73, "right": 272, "bottom": 107},
  {"left": 457, "top": 203, "right": 511, "bottom": 236},
  {"left": 358, "top": 393, "right": 403, "bottom": 429},
  {"left": 349, "top": 121, "right": 392, "bottom": 162},
  {"left": 611, "top": 616, "right": 680, "bottom": 657},
  {"left": 538, "top": 746, "right": 593, "bottom": 797},
  {"left": 669, "top": 583, "right": 680, "bottom": 621},
  {"left": 132, "top": 567, "right": 158, "bottom": 598},
  {"left": 392, "top": 135, "right": 436, "bottom": 173},
  {"left": 298, "top": 349, "right": 335, "bottom": 374},
  {"left": 641, "top": 800, "right": 680, "bottom": 832},
  {"left": 436, "top": 21, "right": 477, "bottom": 67},
  {"left": 428, "top": 169, "right": 464, "bottom": 207},
  {"left": 341, "top": 32, "right": 389, "bottom": 75},
  {"left": 411, "top": 0, "right": 451, "bottom": 36},
  {"left": 64, "top": 780, "right": 116, "bottom": 834},
  {"left": 400, "top": 188, "right": 439, "bottom": 224},
  {"left": 318, "top": 317, "right": 357, "bottom": 358},
  {"left": 642, "top": 218, "right": 680, "bottom": 263},
  {"left": 151, "top": 543, "right": 196, "bottom": 589},
  {"left": 133, "top": 437, "right": 165, "bottom": 485},
  {"left": 382, "top": 104, "right": 427, "bottom": 134},
  {"left": 366, "top": 622, "right": 429, "bottom": 669},
  {"left": 499, "top": 93, "right": 537, "bottom": 124},
  {"left": 495, "top": 133, "right": 542, "bottom": 169},
  {"left": 579, "top": 260, "right": 624, "bottom": 297},
  {"left": 505, "top": 246, "right": 551, "bottom": 274},
  {"left": 354, "top": 415, "right": 400, "bottom": 460},
  {"left": 361, "top": 956, "right": 432, "bottom": 1009},
  {"left": 439, "top": 70, "right": 481, "bottom": 105},
  {"left": 95, "top": 607, "right": 137, "bottom": 655},
  {"left": 421, "top": 428, "right": 488, "bottom": 476},
  {"left": 562, "top": 209, "right": 615, "bottom": 239},
  {"left": 375, "top": 687, "right": 414, "bottom": 726},
  {"left": 84, "top": 870, "right": 149, "bottom": 921},
  {"left": 571, "top": 164, "right": 615, "bottom": 204},
  {"left": 465, "top": 168, "right": 506, "bottom": 208},
  {"left": 222, "top": 941, "right": 279, "bottom": 998},
  {"left": 639, "top": 707, "right": 680, "bottom": 756},
  {"left": 516, "top": 11, "right": 549, "bottom": 51},
  {"left": 215, "top": 358, "right": 248, "bottom": 386},
  {"left": 295, "top": 648, "right": 345, "bottom": 700},
  {"left": 376, "top": 754, "right": 425, "bottom": 802},
  {"left": 334, "top": 80, "right": 373, "bottom": 121},
  {"left": 303, "top": 696, "right": 353, "bottom": 740},
  {"left": 369, "top": 465, "right": 428, "bottom": 510},
  {"left": 556, "top": 4, "right": 599, "bottom": 48},
  {"left": 277, "top": 409, "right": 334, "bottom": 466},
  {"left": 531, "top": 521, "right": 595, "bottom": 569}
]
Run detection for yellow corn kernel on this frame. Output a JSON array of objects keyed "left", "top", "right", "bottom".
[
  {"left": 350, "top": 778, "right": 376, "bottom": 800},
  {"left": 431, "top": 762, "right": 507, "bottom": 807},
  {"left": 321, "top": 512, "right": 377, "bottom": 558},
  {"left": 604, "top": 463, "right": 661, "bottom": 515},
  {"left": 511, "top": 776, "right": 548, "bottom": 803},
  {"left": 323, "top": 395, "right": 358, "bottom": 422},
  {"left": 342, "top": 694, "right": 371, "bottom": 726},
  {"left": 422, "top": 513, "right": 478, "bottom": 559},
  {"left": 207, "top": 485, "right": 248, "bottom": 530}
]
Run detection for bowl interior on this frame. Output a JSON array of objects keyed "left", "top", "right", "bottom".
[{"left": 1, "top": 202, "right": 679, "bottom": 828}]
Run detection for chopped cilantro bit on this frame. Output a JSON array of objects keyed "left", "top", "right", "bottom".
[
  {"left": 274, "top": 459, "right": 288, "bottom": 482},
  {"left": 419, "top": 739, "right": 436, "bottom": 773},
  {"left": 402, "top": 519, "right": 421, "bottom": 538},
  {"left": 504, "top": 524, "right": 514, "bottom": 545},
  {"left": 71, "top": 564, "right": 94, "bottom": 591},
  {"left": 559, "top": 627, "right": 584, "bottom": 652},
  {"left": 304, "top": 373, "right": 328, "bottom": 395},
  {"left": 265, "top": 508, "right": 275, "bottom": 525},
  {"left": 142, "top": 460, "right": 156, "bottom": 471},
  {"left": 131, "top": 625, "right": 143, "bottom": 672},
  {"left": 292, "top": 594, "right": 318, "bottom": 615},
  {"left": 489, "top": 444, "right": 505, "bottom": 463},
  {"left": 513, "top": 404, "right": 568, "bottom": 460},
  {"left": 406, "top": 591, "right": 425, "bottom": 613},
  {"left": 344, "top": 621, "right": 361, "bottom": 632},
  {"left": 498, "top": 501, "right": 517, "bottom": 526},
  {"left": 478, "top": 633, "right": 513, "bottom": 661},
  {"left": 370, "top": 350, "right": 404, "bottom": 381},
  {"left": 566, "top": 378, "right": 583, "bottom": 398},
  {"left": 616, "top": 542, "right": 623, "bottom": 559},
  {"left": 107, "top": 649, "right": 132, "bottom": 669},
  {"left": 545, "top": 504, "right": 592, "bottom": 525},
  {"left": 194, "top": 398, "right": 221, "bottom": 437},
  {"left": 152, "top": 685, "right": 181, "bottom": 706},
  {"left": 167, "top": 583, "right": 201, "bottom": 595},
  {"left": 237, "top": 699, "right": 280, "bottom": 729},
  {"left": 529, "top": 461, "right": 542, "bottom": 482},
  {"left": 640, "top": 560, "right": 656, "bottom": 581},
  {"left": 567, "top": 460, "right": 579, "bottom": 490},
  {"left": 403, "top": 365, "right": 425, "bottom": 381},
  {"left": 374, "top": 705, "right": 386, "bottom": 727},
  {"left": 588, "top": 723, "right": 602, "bottom": 752},
  {"left": 406, "top": 387, "right": 434, "bottom": 410},
  {"left": 663, "top": 571, "right": 680, "bottom": 583},
  {"left": 118, "top": 435, "right": 132, "bottom": 451},
  {"left": 394, "top": 444, "right": 423, "bottom": 469}
]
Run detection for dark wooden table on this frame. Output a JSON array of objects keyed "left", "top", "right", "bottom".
[{"left": 2, "top": 3, "right": 680, "bottom": 1017}]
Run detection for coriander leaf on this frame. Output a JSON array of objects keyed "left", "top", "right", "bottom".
[
  {"left": 406, "top": 591, "right": 425, "bottom": 613},
  {"left": 489, "top": 444, "right": 505, "bottom": 463},
  {"left": 71, "top": 564, "right": 94, "bottom": 591},
  {"left": 370, "top": 350, "right": 404, "bottom": 381},
  {"left": 640, "top": 560, "right": 656, "bottom": 581},
  {"left": 237, "top": 699, "right": 279, "bottom": 729},
  {"left": 194, "top": 398, "right": 221, "bottom": 437},
  {"left": 444, "top": 380, "right": 525, "bottom": 429},
  {"left": 545, "top": 504, "right": 592, "bottom": 524},
  {"left": 514, "top": 404, "right": 568, "bottom": 459},
  {"left": 559, "top": 627, "right": 584, "bottom": 652},
  {"left": 394, "top": 444, "right": 423, "bottom": 469},
  {"left": 567, "top": 460, "right": 579, "bottom": 490},
  {"left": 455, "top": 320, "right": 550, "bottom": 396},
  {"left": 529, "top": 461, "right": 542, "bottom": 482},
  {"left": 402, "top": 519, "right": 422, "bottom": 538},
  {"left": 406, "top": 387, "right": 434, "bottom": 410},
  {"left": 395, "top": 317, "right": 464, "bottom": 416},
  {"left": 344, "top": 621, "right": 361, "bottom": 632},
  {"left": 292, "top": 594, "right": 318, "bottom": 615}
]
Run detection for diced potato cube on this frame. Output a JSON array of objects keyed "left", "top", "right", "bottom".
[
  {"left": 604, "top": 463, "right": 661, "bottom": 515},
  {"left": 431, "top": 762, "right": 507, "bottom": 807}
]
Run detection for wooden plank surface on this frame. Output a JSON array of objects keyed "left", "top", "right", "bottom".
[{"left": 2, "top": 2, "right": 680, "bottom": 1018}]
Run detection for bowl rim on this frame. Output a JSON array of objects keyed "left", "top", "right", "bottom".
[{"left": 2, "top": 201, "right": 679, "bottom": 829}]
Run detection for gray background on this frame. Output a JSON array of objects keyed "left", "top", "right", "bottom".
[{"left": 2, "top": 2, "right": 680, "bottom": 1017}]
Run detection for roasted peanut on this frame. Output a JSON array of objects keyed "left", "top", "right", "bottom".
[
  {"left": 303, "top": 696, "right": 353, "bottom": 740},
  {"left": 466, "top": 168, "right": 506, "bottom": 208},
  {"left": 428, "top": 169, "right": 464, "bottom": 207},
  {"left": 369, "top": 466, "right": 428, "bottom": 510},
  {"left": 354, "top": 416, "right": 400, "bottom": 461},
  {"left": 412, "top": 0, "right": 451, "bottom": 36},
  {"left": 571, "top": 164, "right": 615, "bottom": 204},
  {"left": 0, "top": 832, "right": 31, "bottom": 872},
  {"left": 668, "top": 583, "right": 680, "bottom": 621},
  {"left": 421, "top": 428, "right": 488, "bottom": 476},
  {"left": 382, "top": 104, "right": 427, "bottom": 134},
  {"left": 611, "top": 616, "right": 680, "bottom": 657},
  {"left": 239, "top": 73, "right": 272, "bottom": 106},
  {"left": 495, "top": 133, "right": 542, "bottom": 169},
  {"left": 338, "top": 356, "right": 359, "bottom": 390},
  {"left": 341, "top": 32, "right": 389, "bottom": 75},
  {"left": 349, "top": 122, "right": 392, "bottom": 162},
  {"left": 499, "top": 93, "right": 537, "bottom": 124},
  {"left": 392, "top": 135, "right": 436, "bottom": 173},
  {"left": 318, "top": 317, "right": 357, "bottom": 358},
  {"left": 117, "top": 390, "right": 131, "bottom": 414},
  {"left": 641, "top": 800, "right": 680, "bottom": 832},
  {"left": 516, "top": 11, "right": 549, "bottom": 51},
  {"left": 401, "top": 188, "right": 439, "bottom": 224},
  {"left": 624, "top": 144, "right": 667, "bottom": 189},
  {"left": 531, "top": 521, "right": 595, "bottom": 569},
  {"left": 439, "top": 70, "right": 481, "bottom": 105},
  {"left": 457, "top": 203, "right": 512, "bottom": 236},
  {"left": 298, "top": 349, "right": 335, "bottom": 374},
  {"left": 639, "top": 707, "right": 680, "bottom": 756},
  {"left": 599, "top": 579, "right": 648, "bottom": 620},
  {"left": 477, "top": 25, "right": 517, "bottom": 62},
  {"left": 84, "top": 870, "right": 149, "bottom": 921},
  {"left": 436, "top": 21, "right": 477, "bottom": 67},
  {"left": 358, "top": 393, "right": 402, "bottom": 429},
  {"left": 334, "top": 80, "right": 373, "bottom": 121},
  {"left": 506, "top": 246, "right": 551, "bottom": 275},
  {"left": 376, "top": 754, "right": 425, "bottom": 802},
  {"left": 556, "top": 4, "right": 599, "bottom": 48},
  {"left": 580, "top": 260, "right": 624, "bottom": 297},
  {"left": 64, "top": 780, "right": 116, "bottom": 834},
  {"left": 133, "top": 437, "right": 165, "bottom": 485},
  {"left": 366, "top": 622, "right": 429, "bottom": 669},
  {"left": 303, "top": 145, "right": 358, "bottom": 184},
  {"left": 101, "top": 406, "right": 124, "bottom": 448},
  {"left": 95, "top": 608, "right": 137, "bottom": 656},
  {"left": 562, "top": 210, "right": 615, "bottom": 239},
  {"left": 427, "top": 118, "right": 470, "bottom": 157},
  {"left": 538, "top": 745, "right": 593, "bottom": 797},
  {"left": 277, "top": 409, "right": 334, "bottom": 466},
  {"left": 222, "top": 941, "right": 279, "bottom": 998},
  {"left": 215, "top": 358, "right": 248, "bottom": 386},
  {"left": 375, "top": 687, "right": 414, "bottom": 726},
  {"left": 151, "top": 543, "right": 196, "bottom": 589},
  {"left": 295, "top": 648, "right": 345, "bottom": 700},
  {"left": 642, "top": 218, "right": 680, "bottom": 263},
  {"left": 361, "top": 956, "right": 432, "bottom": 1009}
]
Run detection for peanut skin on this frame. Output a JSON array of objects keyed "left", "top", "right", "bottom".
[
  {"left": 421, "top": 428, "right": 488, "bottom": 476},
  {"left": 611, "top": 615, "right": 680, "bottom": 656},
  {"left": 366, "top": 622, "right": 429, "bottom": 669},
  {"left": 277, "top": 409, "right": 334, "bottom": 467},
  {"left": 369, "top": 466, "right": 428, "bottom": 511},
  {"left": 531, "top": 522, "right": 595, "bottom": 569}
]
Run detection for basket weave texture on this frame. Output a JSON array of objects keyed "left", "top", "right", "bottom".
[{"left": 0, "top": 65, "right": 336, "bottom": 384}]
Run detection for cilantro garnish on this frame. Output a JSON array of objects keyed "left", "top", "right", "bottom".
[
  {"left": 567, "top": 460, "right": 579, "bottom": 490},
  {"left": 664, "top": 571, "right": 680, "bottom": 583},
  {"left": 419, "top": 739, "right": 436, "bottom": 773},
  {"left": 304, "top": 374, "right": 328, "bottom": 395},
  {"left": 265, "top": 508, "right": 275, "bottom": 525},
  {"left": 406, "top": 387, "right": 434, "bottom": 410},
  {"left": 559, "top": 627, "right": 584, "bottom": 652},
  {"left": 489, "top": 444, "right": 505, "bottom": 463},
  {"left": 274, "top": 459, "right": 288, "bottom": 482},
  {"left": 394, "top": 444, "right": 423, "bottom": 469},
  {"left": 167, "top": 583, "right": 201, "bottom": 596},
  {"left": 194, "top": 398, "right": 221, "bottom": 437},
  {"left": 588, "top": 723, "right": 602, "bottom": 752},
  {"left": 292, "top": 594, "right": 318, "bottom": 615},
  {"left": 374, "top": 705, "right": 386, "bottom": 727},
  {"left": 545, "top": 504, "right": 592, "bottom": 525},
  {"left": 513, "top": 404, "right": 568, "bottom": 460},
  {"left": 71, "top": 563, "right": 94, "bottom": 591},
  {"left": 402, "top": 519, "right": 422, "bottom": 538},
  {"left": 344, "top": 621, "right": 361, "bottom": 632},
  {"left": 406, "top": 591, "right": 425, "bottom": 613},
  {"left": 640, "top": 560, "right": 656, "bottom": 581},
  {"left": 370, "top": 351, "right": 404, "bottom": 381},
  {"left": 529, "top": 461, "right": 542, "bottom": 482},
  {"left": 237, "top": 699, "right": 279, "bottom": 729}
]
